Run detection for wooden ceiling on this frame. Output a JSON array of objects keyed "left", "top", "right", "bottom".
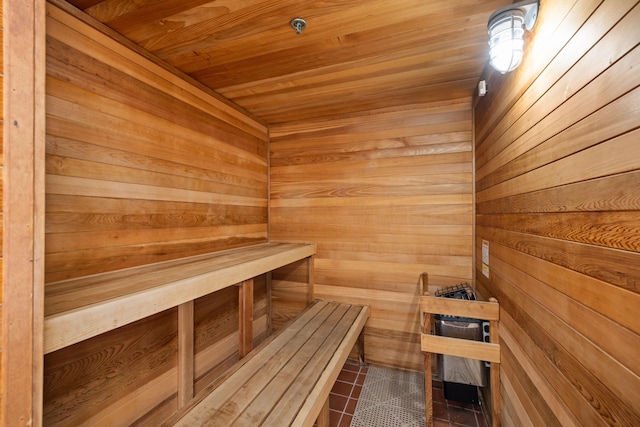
[{"left": 65, "top": 0, "right": 510, "bottom": 124}]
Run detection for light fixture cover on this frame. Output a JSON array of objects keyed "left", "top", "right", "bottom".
[{"left": 487, "top": 0, "right": 539, "bottom": 73}]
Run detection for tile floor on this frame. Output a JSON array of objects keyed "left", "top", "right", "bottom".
[{"left": 326, "top": 360, "right": 487, "bottom": 427}]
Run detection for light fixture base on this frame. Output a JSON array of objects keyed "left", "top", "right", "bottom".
[
  {"left": 488, "top": 0, "right": 539, "bottom": 31},
  {"left": 290, "top": 18, "right": 307, "bottom": 35}
]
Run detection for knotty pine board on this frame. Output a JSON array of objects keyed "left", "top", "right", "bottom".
[{"left": 474, "top": 0, "right": 640, "bottom": 425}]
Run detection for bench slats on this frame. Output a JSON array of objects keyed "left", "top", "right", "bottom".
[
  {"left": 170, "top": 300, "right": 369, "bottom": 427},
  {"left": 44, "top": 242, "right": 316, "bottom": 354},
  {"left": 236, "top": 305, "right": 359, "bottom": 426},
  {"left": 268, "top": 305, "right": 364, "bottom": 427},
  {"left": 179, "top": 302, "right": 337, "bottom": 425}
]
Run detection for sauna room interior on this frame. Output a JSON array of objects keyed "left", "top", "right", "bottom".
[{"left": 2, "top": 0, "right": 639, "bottom": 426}]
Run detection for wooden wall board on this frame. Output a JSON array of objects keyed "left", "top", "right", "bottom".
[
  {"left": 477, "top": 47, "right": 640, "bottom": 188},
  {"left": 43, "top": 308, "right": 178, "bottom": 426},
  {"left": 42, "top": 3, "right": 273, "bottom": 424},
  {"left": 0, "top": 0, "right": 3, "bottom": 417},
  {"left": 270, "top": 99, "right": 474, "bottom": 370},
  {"left": 271, "top": 259, "right": 312, "bottom": 329},
  {"left": 476, "top": 0, "right": 638, "bottom": 176},
  {"left": 478, "top": 85, "right": 640, "bottom": 193},
  {"left": 474, "top": 0, "right": 601, "bottom": 142},
  {"left": 499, "top": 319, "right": 581, "bottom": 427},
  {"left": 45, "top": 2, "right": 269, "bottom": 282},
  {"left": 60, "top": 0, "right": 509, "bottom": 124},
  {"left": 193, "top": 277, "right": 268, "bottom": 393},
  {"left": 2, "top": 0, "right": 46, "bottom": 424},
  {"left": 46, "top": 0, "right": 267, "bottom": 137},
  {"left": 485, "top": 242, "right": 640, "bottom": 376},
  {"left": 475, "top": 0, "right": 640, "bottom": 424}
]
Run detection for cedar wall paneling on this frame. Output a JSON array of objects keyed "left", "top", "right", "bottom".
[
  {"left": 270, "top": 99, "right": 474, "bottom": 371},
  {"left": 43, "top": 4, "right": 269, "bottom": 425},
  {"left": 475, "top": 0, "right": 640, "bottom": 425},
  {"left": 0, "top": 0, "right": 3, "bottom": 415}
]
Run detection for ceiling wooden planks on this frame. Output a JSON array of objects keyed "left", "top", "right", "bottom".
[{"left": 64, "top": 0, "right": 510, "bottom": 123}]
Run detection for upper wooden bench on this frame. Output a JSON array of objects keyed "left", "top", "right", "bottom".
[
  {"left": 44, "top": 242, "right": 316, "bottom": 354},
  {"left": 163, "top": 300, "right": 369, "bottom": 427}
]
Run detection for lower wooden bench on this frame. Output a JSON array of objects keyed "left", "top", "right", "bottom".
[{"left": 163, "top": 300, "right": 369, "bottom": 427}]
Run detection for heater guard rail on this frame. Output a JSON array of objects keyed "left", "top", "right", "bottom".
[{"left": 419, "top": 273, "right": 501, "bottom": 427}]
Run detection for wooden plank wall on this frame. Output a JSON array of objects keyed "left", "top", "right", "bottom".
[
  {"left": 0, "top": 0, "right": 4, "bottom": 416},
  {"left": 0, "top": 0, "right": 4, "bottom": 414},
  {"left": 43, "top": 3, "right": 269, "bottom": 425},
  {"left": 270, "top": 99, "right": 474, "bottom": 371},
  {"left": 474, "top": 0, "right": 640, "bottom": 425}
]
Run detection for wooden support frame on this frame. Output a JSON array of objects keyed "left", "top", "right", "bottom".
[
  {"left": 2, "top": 0, "right": 47, "bottom": 425},
  {"left": 238, "top": 279, "right": 254, "bottom": 358},
  {"left": 419, "top": 274, "right": 501, "bottom": 427},
  {"left": 178, "top": 301, "right": 195, "bottom": 407},
  {"left": 307, "top": 255, "right": 316, "bottom": 304},
  {"left": 316, "top": 398, "right": 330, "bottom": 427}
]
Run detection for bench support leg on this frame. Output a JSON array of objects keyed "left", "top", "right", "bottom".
[
  {"left": 307, "top": 255, "right": 315, "bottom": 304},
  {"left": 490, "top": 311, "right": 501, "bottom": 427},
  {"left": 316, "top": 397, "right": 330, "bottom": 427},
  {"left": 238, "top": 279, "right": 254, "bottom": 358},
  {"left": 357, "top": 329, "right": 366, "bottom": 366},
  {"left": 178, "top": 301, "right": 194, "bottom": 407},
  {"left": 422, "top": 298, "right": 433, "bottom": 427}
]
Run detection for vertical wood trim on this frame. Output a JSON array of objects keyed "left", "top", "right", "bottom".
[
  {"left": 2, "top": 0, "right": 46, "bottom": 425},
  {"left": 422, "top": 277, "right": 433, "bottom": 427},
  {"left": 489, "top": 297, "right": 501, "bottom": 427},
  {"left": 307, "top": 255, "right": 315, "bottom": 304},
  {"left": 238, "top": 279, "right": 254, "bottom": 358},
  {"left": 316, "top": 398, "right": 330, "bottom": 427},
  {"left": 423, "top": 312, "right": 433, "bottom": 427},
  {"left": 267, "top": 127, "right": 271, "bottom": 241},
  {"left": 266, "top": 272, "right": 273, "bottom": 337},
  {"left": 178, "top": 301, "right": 194, "bottom": 408},
  {"left": 471, "top": 99, "right": 477, "bottom": 287}
]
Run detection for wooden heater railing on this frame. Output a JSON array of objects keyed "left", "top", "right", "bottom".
[{"left": 419, "top": 273, "right": 501, "bottom": 427}]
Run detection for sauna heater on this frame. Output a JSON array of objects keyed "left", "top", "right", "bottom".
[{"left": 434, "top": 284, "right": 487, "bottom": 403}]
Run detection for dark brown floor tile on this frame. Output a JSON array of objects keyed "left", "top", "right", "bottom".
[
  {"left": 351, "top": 384, "right": 362, "bottom": 399},
  {"left": 449, "top": 405, "right": 479, "bottom": 427},
  {"left": 433, "top": 387, "right": 446, "bottom": 403},
  {"left": 355, "top": 373, "right": 366, "bottom": 385},
  {"left": 433, "top": 419, "right": 451, "bottom": 427},
  {"left": 342, "top": 363, "right": 360, "bottom": 373},
  {"left": 331, "top": 380, "right": 353, "bottom": 397},
  {"left": 447, "top": 399, "right": 478, "bottom": 411},
  {"left": 345, "top": 398, "right": 358, "bottom": 415},
  {"left": 329, "top": 410, "right": 342, "bottom": 427},
  {"left": 329, "top": 393, "right": 348, "bottom": 412},
  {"left": 337, "top": 370, "right": 358, "bottom": 383},
  {"left": 339, "top": 414, "right": 353, "bottom": 427},
  {"left": 433, "top": 401, "right": 449, "bottom": 421}
]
